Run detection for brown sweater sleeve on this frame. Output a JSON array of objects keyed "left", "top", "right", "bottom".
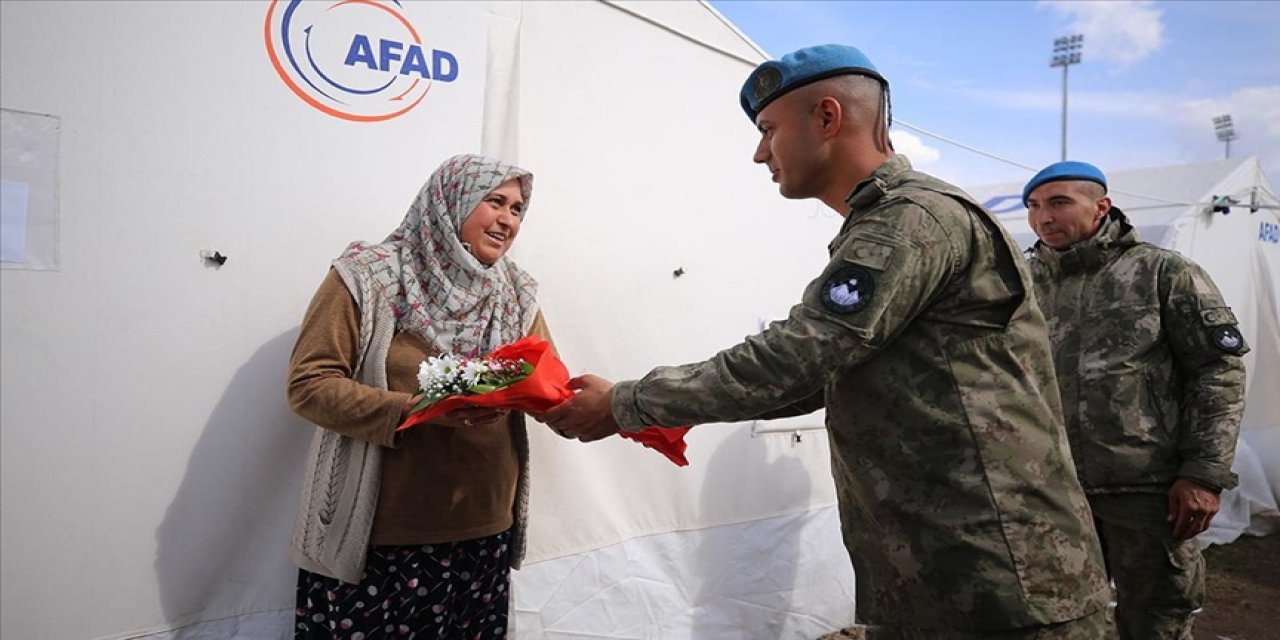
[{"left": 286, "top": 269, "right": 410, "bottom": 447}]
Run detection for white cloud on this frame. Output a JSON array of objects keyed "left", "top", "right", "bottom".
[
  {"left": 1179, "top": 86, "right": 1280, "bottom": 146},
  {"left": 944, "top": 83, "right": 1280, "bottom": 187},
  {"left": 1040, "top": 1, "right": 1165, "bottom": 68},
  {"left": 949, "top": 83, "right": 1279, "bottom": 139},
  {"left": 1173, "top": 86, "right": 1280, "bottom": 178},
  {"left": 890, "top": 130, "right": 941, "bottom": 165}
]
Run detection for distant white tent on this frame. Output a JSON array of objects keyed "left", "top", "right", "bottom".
[{"left": 968, "top": 157, "right": 1280, "bottom": 546}]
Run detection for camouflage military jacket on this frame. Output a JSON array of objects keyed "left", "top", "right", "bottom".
[
  {"left": 1027, "top": 210, "right": 1246, "bottom": 494},
  {"left": 611, "top": 156, "right": 1109, "bottom": 631}
]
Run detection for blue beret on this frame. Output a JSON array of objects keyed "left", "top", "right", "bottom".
[
  {"left": 740, "top": 44, "right": 885, "bottom": 122},
  {"left": 1022, "top": 161, "right": 1108, "bottom": 206}
]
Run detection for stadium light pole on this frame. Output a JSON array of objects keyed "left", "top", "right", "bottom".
[
  {"left": 1050, "top": 34, "right": 1083, "bottom": 161},
  {"left": 1213, "top": 115, "right": 1237, "bottom": 159}
]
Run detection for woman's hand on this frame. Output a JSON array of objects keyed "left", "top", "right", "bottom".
[
  {"left": 404, "top": 394, "right": 425, "bottom": 416},
  {"left": 433, "top": 406, "right": 510, "bottom": 428}
]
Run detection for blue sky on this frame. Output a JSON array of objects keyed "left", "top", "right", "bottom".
[{"left": 709, "top": 1, "right": 1280, "bottom": 189}]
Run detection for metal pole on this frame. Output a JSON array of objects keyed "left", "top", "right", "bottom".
[
  {"left": 1213, "top": 114, "right": 1236, "bottom": 160},
  {"left": 1051, "top": 34, "right": 1081, "bottom": 161},
  {"left": 1061, "top": 63, "right": 1069, "bottom": 161}
]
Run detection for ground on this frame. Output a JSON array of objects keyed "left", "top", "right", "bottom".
[
  {"left": 1196, "top": 533, "right": 1280, "bottom": 640},
  {"left": 818, "top": 533, "right": 1280, "bottom": 640}
]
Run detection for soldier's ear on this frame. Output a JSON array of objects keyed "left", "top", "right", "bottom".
[
  {"left": 1095, "top": 196, "right": 1112, "bottom": 220},
  {"left": 815, "top": 97, "right": 843, "bottom": 137}
]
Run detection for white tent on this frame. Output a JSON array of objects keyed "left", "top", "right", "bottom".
[
  {"left": 967, "top": 157, "right": 1280, "bottom": 546},
  {"left": 1, "top": 2, "right": 858, "bottom": 638}
]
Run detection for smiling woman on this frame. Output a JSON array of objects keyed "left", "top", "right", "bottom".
[
  {"left": 459, "top": 178, "right": 524, "bottom": 265},
  {"left": 284, "top": 153, "right": 552, "bottom": 638}
]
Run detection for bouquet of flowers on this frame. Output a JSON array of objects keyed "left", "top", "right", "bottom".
[
  {"left": 398, "top": 336, "right": 690, "bottom": 466},
  {"left": 408, "top": 354, "right": 534, "bottom": 415}
]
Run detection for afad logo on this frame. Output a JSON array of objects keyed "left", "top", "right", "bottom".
[{"left": 264, "top": 0, "right": 458, "bottom": 122}]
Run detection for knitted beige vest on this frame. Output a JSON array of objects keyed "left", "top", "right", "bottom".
[{"left": 288, "top": 258, "right": 530, "bottom": 583}]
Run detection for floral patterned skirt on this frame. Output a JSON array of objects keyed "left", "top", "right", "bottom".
[{"left": 295, "top": 530, "right": 511, "bottom": 639}]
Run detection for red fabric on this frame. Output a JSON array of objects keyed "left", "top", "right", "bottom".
[{"left": 398, "top": 337, "right": 691, "bottom": 466}]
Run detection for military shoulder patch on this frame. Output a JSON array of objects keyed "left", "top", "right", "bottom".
[
  {"left": 1210, "top": 325, "right": 1245, "bottom": 354},
  {"left": 821, "top": 265, "right": 875, "bottom": 314},
  {"left": 1200, "top": 307, "right": 1238, "bottom": 326},
  {"left": 847, "top": 239, "right": 895, "bottom": 270}
]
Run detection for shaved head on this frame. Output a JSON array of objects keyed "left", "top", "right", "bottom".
[
  {"left": 1075, "top": 181, "right": 1107, "bottom": 200},
  {"left": 790, "top": 75, "right": 892, "bottom": 152}
]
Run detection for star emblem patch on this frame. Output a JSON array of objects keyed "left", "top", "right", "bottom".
[
  {"left": 821, "top": 266, "right": 875, "bottom": 314},
  {"left": 1211, "top": 325, "right": 1245, "bottom": 354}
]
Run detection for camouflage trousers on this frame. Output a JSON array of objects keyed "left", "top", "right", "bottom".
[
  {"left": 858, "top": 607, "right": 1115, "bottom": 640},
  {"left": 1091, "top": 493, "right": 1205, "bottom": 640}
]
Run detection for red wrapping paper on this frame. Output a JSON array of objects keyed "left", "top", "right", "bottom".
[{"left": 397, "top": 337, "right": 691, "bottom": 466}]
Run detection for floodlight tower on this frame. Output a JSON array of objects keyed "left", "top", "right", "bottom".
[
  {"left": 1050, "top": 34, "right": 1083, "bottom": 161},
  {"left": 1213, "top": 115, "right": 1238, "bottom": 159}
]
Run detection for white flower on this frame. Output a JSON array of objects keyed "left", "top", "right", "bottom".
[
  {"left": 459, "top": 360, "right": 490, "bottom": 386},
  {"left": 418, "top": 355, "right": 463, "bottom": 391}
]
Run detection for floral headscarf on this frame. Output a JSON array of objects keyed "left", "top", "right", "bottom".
[{"left": 333, "top": 154, "right": 539, "bottom": 357}]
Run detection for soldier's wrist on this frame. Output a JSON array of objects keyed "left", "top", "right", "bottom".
[
  {"left": 1176, "top": 459, "right": 1238, "bottom": 492},
  {"left": 1175, "top": 473, "right": 1225, "bottom": 494},
  {"left": 609, "top": 380, "right": 650, "bottom": 433}
]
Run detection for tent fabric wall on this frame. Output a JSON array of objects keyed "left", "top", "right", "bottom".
[
  {"left": 967, "top": 157, "right": 1280, "bottom": 546},
  {"left": 512, "top": 508, "right": 854, "bottom": 639},
  {"left": 505, "top": 0, "right": 846, "bottom": 563},
  {"left": 1, "top": 2, "right": 858, "bottom": 638},
  {"left": 480, "top": 1, "right": 860, "bottom": 634}
]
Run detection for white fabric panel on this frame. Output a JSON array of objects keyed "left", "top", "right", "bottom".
[
  {"left": 481, "top": 2, "right": 524, "bottom": 161},
  {"left": 1, "top": 2, "right": 486, "bottom": 638},
  {"left": 119, "top": 509, "right": 858, "bottom": 640},
  {"left": 512, "top": 507, "right": 856, "bottom": 639},
  {"left": 1240, "top": 227, "right": 1280, "bottom": 436},
  {"left": 523, "top": 422, "right": 838, "bottom": 564},
  {"left": 508, "top": 0, "right": 844, "bottom": 563},
  {"left": 110, "top": 611, "right": 291, "bottom": 640},
  {"left": 604, "top": 1, "right": 769, "bottom": 62}
]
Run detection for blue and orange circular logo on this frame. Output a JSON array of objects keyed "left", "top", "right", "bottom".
[{"left": 264, "top": 0, "right": 458, "bottom": 122}]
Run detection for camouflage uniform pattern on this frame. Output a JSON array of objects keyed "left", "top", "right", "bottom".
[
  {"left": 1091, "top": 494, "right": 1204, "bottom": 640},
  {"left": 1026, "top": 210, "right": 1246, "bottom": 640},
  {"left": 612, "top": 156, "right": 1111, "bottom": 632},
  {"left": 1026, "top": 210, "right": 1247, "bottom": 494}
]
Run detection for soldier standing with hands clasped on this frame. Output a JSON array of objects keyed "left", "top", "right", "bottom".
[{"left": 1023, "top": 161, "right": 1248, "bottom": 640}]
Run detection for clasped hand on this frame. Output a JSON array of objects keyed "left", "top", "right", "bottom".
[
  {"left": 539, "top": 374, "right": 621, "bottom": 442},
  {"left": 404, "top": 395, "right": 508, "bottom": 428},
  {"left": 1167, "top": 477, "right": 1220, "bottom": 540},
  {"left": 437, "top": 407, "right": 509, "bottom": 429}
]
